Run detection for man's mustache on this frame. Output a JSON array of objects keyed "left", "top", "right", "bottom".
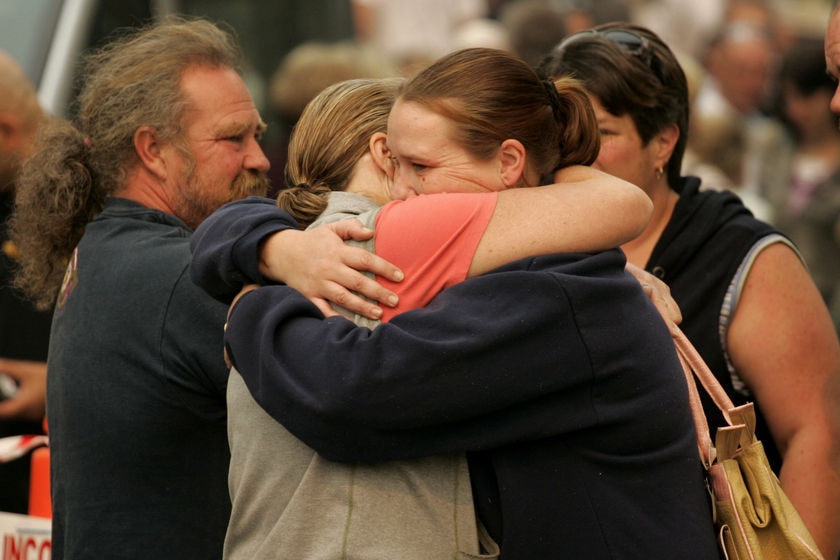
[{"left": 233, "top": 170, "right": 269, "bottom": 198}]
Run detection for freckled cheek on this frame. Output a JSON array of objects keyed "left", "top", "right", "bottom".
[
  {"left": 594, "top": 145, "right": 623, "bottom": 175},
  {"left": 598, "top": 148, "right": 639, "bottom": 185},
  {"left": 417, "top": 174, "right": 455, "bottom": 195}
]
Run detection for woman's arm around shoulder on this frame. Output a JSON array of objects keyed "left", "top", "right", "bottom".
[
  {"left": 190, "top": 197, "right": 298, "bottom": 302},
  {"left": 468, "top": 165, "right": 651, "bottom": 276},
  {"left": 190, "top": 196, "right": 403, "bottom": 319},
  {"left": 375, "top": 165, "right": 651, "bottom": 282}
]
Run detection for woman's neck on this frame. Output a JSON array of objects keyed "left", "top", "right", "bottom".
[
  {"left": 620, "top": 185, "right": 679, "bottom": 268},
  {"left": 345, "top": 153, "right": 390, "bottom": 205}
]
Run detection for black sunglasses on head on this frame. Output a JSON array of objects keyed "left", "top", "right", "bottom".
[{"left": 554, "top": 29, "right": 652, "bottom": 67}]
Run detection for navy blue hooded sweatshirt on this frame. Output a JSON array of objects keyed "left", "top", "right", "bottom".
[{"left": 191, "top": 197, "right": 721, "bottom": 559}]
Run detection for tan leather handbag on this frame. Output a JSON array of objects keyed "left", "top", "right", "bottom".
[{"left": 671, "top": 325, "right": 824, "bottom": 560}]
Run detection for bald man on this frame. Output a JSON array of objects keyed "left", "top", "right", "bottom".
[{"left": 0, "top": 50, "right": 52, "bottom": 514}]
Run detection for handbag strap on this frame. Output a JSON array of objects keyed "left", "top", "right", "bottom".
[
  {"left": 674, "top": 339, "right": 715, "bottom": 466},
  {"left": 668, "top": 322, "right": 741, "bottom": 466},
  {"left": 669, "top": 324, "right": 737, "bottom": 414}
]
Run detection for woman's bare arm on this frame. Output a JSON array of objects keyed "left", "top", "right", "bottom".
[
  {"left": 727, "top": 243, "right": 840, "bottom": 559},
  {"left": 467, "top": 165, "right": 650, "bottom": 276}
]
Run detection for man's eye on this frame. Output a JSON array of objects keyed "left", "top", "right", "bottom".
[{"left": 412, "top": 163, "right": 427, "bottom": 172}]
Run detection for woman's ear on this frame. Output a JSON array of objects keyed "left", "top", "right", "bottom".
[
  {"left": 653, "top": 123, "right": 679, "bottom": 171},
  {"left": 133, "top": 126, "right": 167, "bottom": 180},
  {"left": 369, "top": 132, "right": 392, "bottom": 177},
  {"left": 498, "top": 138, "right": 527, "bottom": 187}
]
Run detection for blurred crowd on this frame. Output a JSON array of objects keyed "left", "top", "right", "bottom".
[
  {"left": 0, "top": 2, "right": 837, "bottom": 558},
  {"left": 265, "top": 0, "right": 840, "bottom": 329}
]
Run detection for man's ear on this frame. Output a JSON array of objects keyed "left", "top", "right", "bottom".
[
  {"left": 133, "top": 126, "right": 167, "bottom": 180},
  {"left": 498, "top": 138, "right": 527, "bottom": 187},
  {"left": 369, "top": 132, "right": 392, "bottom": 176}
]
